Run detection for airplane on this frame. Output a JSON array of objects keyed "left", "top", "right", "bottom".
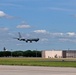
[{"left": 14, "top": 32, "right": 39, "bottom": 43}]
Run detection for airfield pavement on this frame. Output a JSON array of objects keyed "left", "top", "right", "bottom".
[{"left": 0, "top": 65, "right": 76, "bottom": 75}]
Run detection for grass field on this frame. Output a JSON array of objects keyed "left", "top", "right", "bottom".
[{"left": 0, "top": 57, "right": 76, "bottom": 67}]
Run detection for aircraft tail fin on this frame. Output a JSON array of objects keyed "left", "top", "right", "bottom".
[{"left": 18, "top": 32, "right": 22, "bottom": 38}]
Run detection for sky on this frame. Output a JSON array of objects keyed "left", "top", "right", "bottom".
[{"left": 0, "top": 0, "right": 76, "bottom": 51}]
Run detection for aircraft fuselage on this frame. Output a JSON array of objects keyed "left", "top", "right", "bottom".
[{"left": 14, "top": 32, "right": 39, "bottom": 43}]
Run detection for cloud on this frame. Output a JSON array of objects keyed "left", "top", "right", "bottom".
[
  {"left": 34, "top": 30, "right": 48, "bottom": 34},
  {"left": 59, "top": 38, "right": 76, "bottom": 43},
  {"left": 41, "top": 38, "right": 48, "bottom": 42},
  {"left": 52, "top": 32, "right": 76, "bottom": 43},
  {"left": 71, "top": 14, "right": 76, "bottom": 18},
  {"left": 0, "top": 11, "right": 6, "bottom": 17},
  {"left": 0, "top": 3, "right": 23, "bottom": 7},
  {"left": 2, "top": 0, "right": 47, "bottom": 2},
  {"left": 66, "top": 32, "right": 76, "bottom": 36},
  {"left": 50, "top": 32, "right": 63, "bottom": 37},
  {"left": 33, "top": 30, "right": 76, "bottom": 43},
  {"left": 0, "top": 27, "right": 9, "bottom": 31},
  {"left": 34, "top": 30, "right": 64, "bottom": 39},
  {"left": 49, "top": 32, "right": 76, "bottom": 38},
  {"left": 17, "top": 24, "right": 31, "bottom": 29},
  {"left": 0, "top": 11, "right": 15, "bottom": 19},
  {"left": 34, "top": 30, "right": 76, "bottom": 38},
  {"left": 49, "top": 7, "right": 73, "bottom": 12},
  {"left": 16, "top": 44, "right": 23, "bottom": 46}
]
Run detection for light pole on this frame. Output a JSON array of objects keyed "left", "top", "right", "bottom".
[
  {"left": 11, "top": 49, "right": 12, "bottom": 57},
  {"left": 36, "top": 49, "right": 37, "bottom": 57}
]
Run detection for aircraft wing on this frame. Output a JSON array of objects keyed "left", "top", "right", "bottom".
[{"left": 25, "top": 38, "right": 39, "bottom": 43}]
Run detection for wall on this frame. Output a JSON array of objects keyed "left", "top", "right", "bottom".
[
  {"left": 42, "top": 50, "right": 62, "bottom": 58},
  {"left": 66, "top": 50, "right": 76, "bottom": 58},
  {"left": 42, "top": 50, "right": 76, "bottom": 58}
]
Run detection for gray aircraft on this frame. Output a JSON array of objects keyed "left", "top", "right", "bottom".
[{"left": 14, "top": 32, "right": 39, "bottom": 43}]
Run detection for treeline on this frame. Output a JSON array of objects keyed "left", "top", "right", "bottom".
[{"left": 0, "top": 50, "right": 41, "bottom": 57}]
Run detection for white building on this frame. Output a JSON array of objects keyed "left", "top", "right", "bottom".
[{"left": 42, "top": 50, "right": 76, "bottom": 58}]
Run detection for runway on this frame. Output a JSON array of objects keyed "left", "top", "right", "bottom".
[{"left": 0, "top": 65, "right": 76, "bottom": 75}]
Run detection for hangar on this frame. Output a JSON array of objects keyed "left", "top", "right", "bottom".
[{"left": 42, "top": 50, "right": 76, "bottom": 58}]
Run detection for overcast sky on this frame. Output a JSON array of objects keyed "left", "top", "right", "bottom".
[{"left": 0, "top": 0, "right": 76, "bottom": 50}]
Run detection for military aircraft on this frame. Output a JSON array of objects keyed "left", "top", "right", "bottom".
[{"left": 14, "top": 32, "right": 39, "bottom": 43}]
